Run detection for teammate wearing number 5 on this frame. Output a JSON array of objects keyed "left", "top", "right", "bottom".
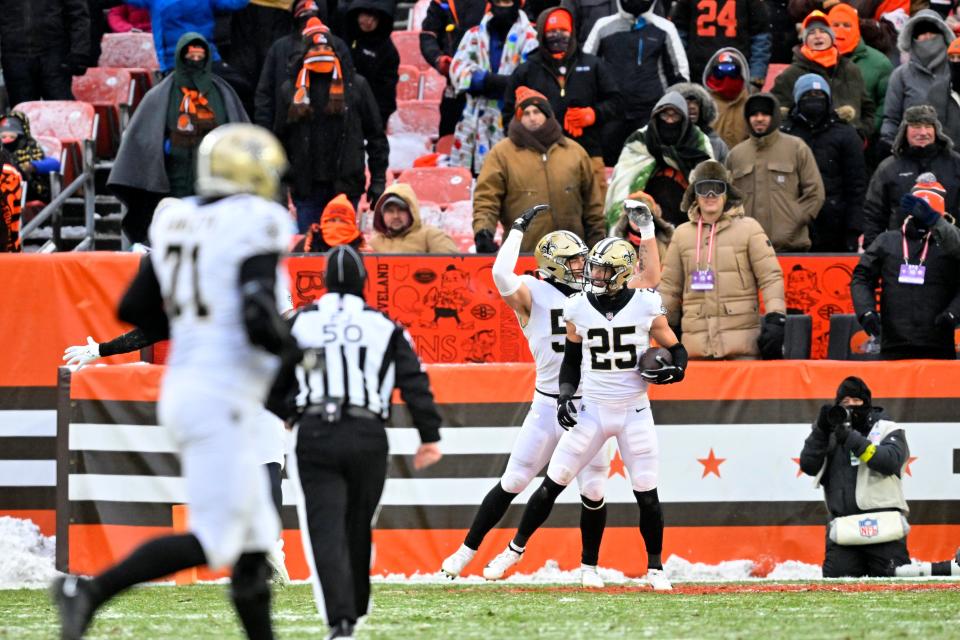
[
  {"left": 483, "top": 237, "right": 686, "bottom": 591},
  {"left": 670, "top": 0, "right": 771, "bottom": 90}
]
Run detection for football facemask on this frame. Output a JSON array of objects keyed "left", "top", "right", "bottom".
[{"left": 535, "top": 230, "right": 589, "bottom": 289}]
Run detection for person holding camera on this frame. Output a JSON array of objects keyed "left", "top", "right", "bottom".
[{"left": 799, "top": 376, "right": 912, "bottom": 578}]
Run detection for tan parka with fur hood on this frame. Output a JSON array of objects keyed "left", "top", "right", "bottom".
[
  {"left": 369, "top": 183, "right": 458, "bottom": 253},
  {"left": 659, "top": 161, "right": 786, "bottom": 359}
]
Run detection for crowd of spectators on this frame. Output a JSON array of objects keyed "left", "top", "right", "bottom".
[{"left": 0, "top": 0, "right": 958, "bottom": 359}]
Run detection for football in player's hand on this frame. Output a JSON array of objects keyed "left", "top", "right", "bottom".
[{"left": 639, "top": 346, "right": 672, "bottom": 371}]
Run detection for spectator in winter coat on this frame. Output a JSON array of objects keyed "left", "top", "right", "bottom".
[
  {"left": 0, "top": 152, "right": 24, "bottom": 253},
  {"left": 703, "top": 48, "right": 751, "bottom": 150},
  {"left": 107, "top": 4, "right": 152, "bottom": 32},
  {"left": 828, "top": 3, "right": 891, "bottom": 136},
  {"left": 862, "top": 105, "right": 960, "bottom": 248},
  {"left": 449, "top": 0, "right": 538, "bottom": 174},
  {"left": 369, "top": 183, "right": 458, "bottom": 253},
  {"left": 772, "top": 11, "right": 874, "bottom": 139},
  {"left": 852, "top": 175, "right": 960, "bottom": 360},
  {"left": 227, "top": 1, "right": 294, "bottom": 110},
  {"left": 0, "top": 0, "right": 90, "bottom": 106},
  {"left": 583, "top": 0, "right": 688, "bottom": 165},
  {"left": 767, "top": 0, "right": 798, "bottom": 64},
  {"left": 667, "top": 82, "right": 729, "bottom": 163},
  {"left": 726, "top": 92, "right": 825, "bottom": 252},
  {"left": 0, "top": 112, "right": 61, "bottom": 203},
  {"left": 419, "top": 0, "right": 486, "bottom": 137},
  {"left": 345, "top": 0, "right": 400, "bottom": 127},
  {"left": 503, "top": 7, "right": 621, "bottom": 203},
  {"left": 472, "top": 87, "right": 605, "bottom": 253},
  {"left": 108, "top": 33, "right": 249, "bottom": 244},
  {"left": 560, "top": 0, "right": 618, "bottom": 46},
  {"left": 256, "top": 17, "right": 387, "bottom": 232},
  {"left": 292, "top": 192, "right": 369, "bottom": 252},
  {"left": 659, "top": 160, "right": 786, "bottom": 360},
  {"left": 781, "top": 74, "right": 867, "bottom": 252},
  {"left": 880, "top": 10, "right": 954, "bottom": 151},
  {"left": 670, "top": 0, "right": 770, "bottom": 88},
  {"left": 789, "top": 0, "right": 903, "bottom": 57},
  {"left": 605, "top": 91, "right": 714, "bottom": 228}
]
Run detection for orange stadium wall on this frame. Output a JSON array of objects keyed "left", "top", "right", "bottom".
[{"left": 57, "top": 361, "right": 960, "bottom": 579}]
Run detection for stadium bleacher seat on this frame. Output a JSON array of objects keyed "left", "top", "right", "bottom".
[
  {"left": 396, "top": 166, "right": 473, "bottom": 206},
  {"left": 15, "top": 101, "right": 97, "bottom": 181},
  {"left": 420, "top": 68, "right": 446, "bottom": 101},
  {"left": 72, "top": 68, "right": 136, "bottom": 159},
  {"left": 98, "top": 32, "right": 158, "bottom": 105},
  {"left": 826, "top": 313, "right": 881, "bottom": 360},
  {"left": 388, "top": 100, "right": 441, "bottom": 137},
  {"left": 397, "top": 65, "right": 421, "bottom": 101},
  {"left": 783, "top": 314, "right": 812, "bottom": 359},
  {"left": 391, "top": 30, "right": 432, "bottom": 71},
  {"left": 762, "top": 64, "right": 789, "bottom": 93},
  {"left": 408, "top": 0, "right": 431, "bottom": 30}
]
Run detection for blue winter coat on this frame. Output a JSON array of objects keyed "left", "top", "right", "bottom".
[{"left": 128, "top": 0, "right": 249, "bottom": 72}]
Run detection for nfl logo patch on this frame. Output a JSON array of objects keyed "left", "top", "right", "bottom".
[
  {"left": 605, "top": 312, "right": 614, "bottom": 320},
  {"left": 859, "top": 517, "right": 879, "bottom": 538}
]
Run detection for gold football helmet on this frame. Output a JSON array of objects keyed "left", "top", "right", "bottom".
[
  {"left": 584, "top": 238, "right": 635, "bottom": 295},
  {"left": 535, "top": 230, "right": 589, "bottom": 289},
  {"left": 195, "top": 123, "right": 288, "bottom": 200}
]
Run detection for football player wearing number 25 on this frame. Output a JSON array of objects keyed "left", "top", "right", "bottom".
[{"left": 483, "top": 237, "right": 687, "bottom": 591}]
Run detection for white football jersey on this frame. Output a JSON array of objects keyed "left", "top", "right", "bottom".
[
  {"left": 563, "top": 289, "right": 664, "bottom": 404},
  {"left": 149, "top": 194, "right": 292, "bottom": 396},
  {"left": 520, "top": 276, "right": 573, "bottom": 395}
]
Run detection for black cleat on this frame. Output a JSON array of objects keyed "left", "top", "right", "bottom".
[
  {"left": 51, "top": 575, "right": 96, "bottom": 640},
  {"left": 325, "top": 619, "right": 356, "bottom": 639}
]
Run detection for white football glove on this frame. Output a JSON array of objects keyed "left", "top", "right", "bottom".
[{"left": 63, "top": 336, "right": 101, "bottom": 369}]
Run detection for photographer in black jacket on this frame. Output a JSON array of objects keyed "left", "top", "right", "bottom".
[{"left": 799, "top": 377, "right": 911, "bottom": 578}]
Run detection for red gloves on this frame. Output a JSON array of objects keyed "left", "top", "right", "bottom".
[
  {"left": 436, "top": 55, "right": 452, "bottom": 77},
  {"left": 563, "top": 107, "right": 596, "bottom": 137}
]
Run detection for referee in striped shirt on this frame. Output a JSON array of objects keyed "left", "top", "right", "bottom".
[{"left": 268, "top": 245, "right": 442, "bottom": 640}]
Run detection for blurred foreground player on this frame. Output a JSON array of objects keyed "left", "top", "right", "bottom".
[
  {"left": 483, "top": 238, "right": 687, "bottom": 590},
  {"left": 442, "top": 207, "right": 611, "bottom": 588},
  {"left": 267, "top": 245, "right": 443, "bottom": 640},
  {"left": 52, "top": 124, "right": 295, "bottom": 640}
]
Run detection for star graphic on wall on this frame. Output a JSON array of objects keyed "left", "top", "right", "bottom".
[
  {"left": 698, "top": 448, "right": 726, "bottom": 479},
  {"left": 791, "top": 457, "right": 803, "bottom": 478},
  {"left": 905, "top": 456, "right": 918, "bottom": 477},
  {"left": 608, "top": 450, "right": 626, "bottom": 478}
]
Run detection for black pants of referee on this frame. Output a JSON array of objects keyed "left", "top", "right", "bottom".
[{"left": 291, "top": 414, "right": 388, "bottom": 626}]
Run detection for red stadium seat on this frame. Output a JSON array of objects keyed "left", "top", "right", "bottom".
[
  {"left": 420, "top": 68, "right": 447, "bottom": 101},
  {"left": 762, "top": 64, "right": 789, "bottom": 93},
  {"left": 435, "top": 134, "right": 454, "bottom": 155},
  {"left": 35, "top": 136, "right": 63, "bottom": 163},
  {"left": 99, "top": 32, "right": 159, "bottom": 70},
  {"left": 391, "top": 30, "right": 432, "bottom": 71},
  {"left": 397, "top": 65, "right": 421, "bottom": 101},
  {"left": 408, "top": 0, "right": 431, "bottom": 30},
  {"left": 72, "top": 68, "right": 136, "bottom": 159},
  {"left": 396, "top": 166, "right": 473, "bottom": 205},
  {"left": 387, "top": 100, "right": 441, "bottom": 137}
]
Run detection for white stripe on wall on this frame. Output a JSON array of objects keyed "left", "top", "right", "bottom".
[
  {"left": 0, "top": 460, "right": 56, "bottom": 486},
  {"left": 0, "top": 410, "right": 57, "bottom": 437},
  {"left": 69, "top": 424, "right": 178, "bottom": 453}
]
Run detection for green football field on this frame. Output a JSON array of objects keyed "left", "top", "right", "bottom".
[{"left": 3, "top": 582, "right": 960, "bottom": 639}]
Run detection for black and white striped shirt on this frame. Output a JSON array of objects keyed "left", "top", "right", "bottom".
[{"left": 268, "top": 293, "right": 441, "bottom": 442}]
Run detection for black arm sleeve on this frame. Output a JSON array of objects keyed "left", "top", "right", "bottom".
[
  {"left": 117, "top": 256, "right": 170, "bottom": 340},
  {"left": 390, "top": 327, "right": 442, "bottom": 443},
  {"left": 558, "top": 338, "right": 583, "bottom": 398},
  {"left": 99, "top": 327, "right": 163, "bottom": 356},
  {"left": 239, "top": 253, "right": 294, "bottom": 356}
]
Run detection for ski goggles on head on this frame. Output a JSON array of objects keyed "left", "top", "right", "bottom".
[
  {"left": 712, "top": 61, "right": 740, "bottom": 79},
  {"left": 694, "top": 180, "right": 727, "bottom": 198}
]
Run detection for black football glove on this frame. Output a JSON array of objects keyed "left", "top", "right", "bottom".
[
  {"left": 474, "top": 229, "right": 499, "bottom": 253},
  {"left": 511, "top": 204, "right": 549, "bottom": 233},
  {"left": 557, "top": 395, "right": 578, "bottom": 430},
  {"left": 858, "top": 311, "right": 881, "bottom": 338},
  {"left": 640, "top": 355, "right": 684, "bottom": 385}
]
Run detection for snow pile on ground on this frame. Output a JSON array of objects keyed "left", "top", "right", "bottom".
[
  {"left": 0, "top": 517, "right": 60, "bottom": 589},
  {"left": 373, "top": 556, "right": 825, "bottom": 585},
  {"left": 387, "top": 133, "right": 432, "bottom": 171}
]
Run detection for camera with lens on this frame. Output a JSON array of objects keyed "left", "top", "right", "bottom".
[{"left": 826, "top": 405, "right": 852, "bottom": 429}]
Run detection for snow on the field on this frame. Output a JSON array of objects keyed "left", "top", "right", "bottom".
[{"left": 0, "top": 517, "right": 60, "bottom": 589}]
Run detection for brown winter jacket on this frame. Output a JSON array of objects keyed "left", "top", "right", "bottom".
[
  {"left": 472, "top": 129, "right": 605, "bottom": 253},
  {"left": 659, "top": 167, "right": 786, "bottom": 359},
  {"left": 726, "top": 94, "right": 825, "bottom": 252},
  {"left": 369, "top": 183, "right": 458, "bottom": 253}
]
